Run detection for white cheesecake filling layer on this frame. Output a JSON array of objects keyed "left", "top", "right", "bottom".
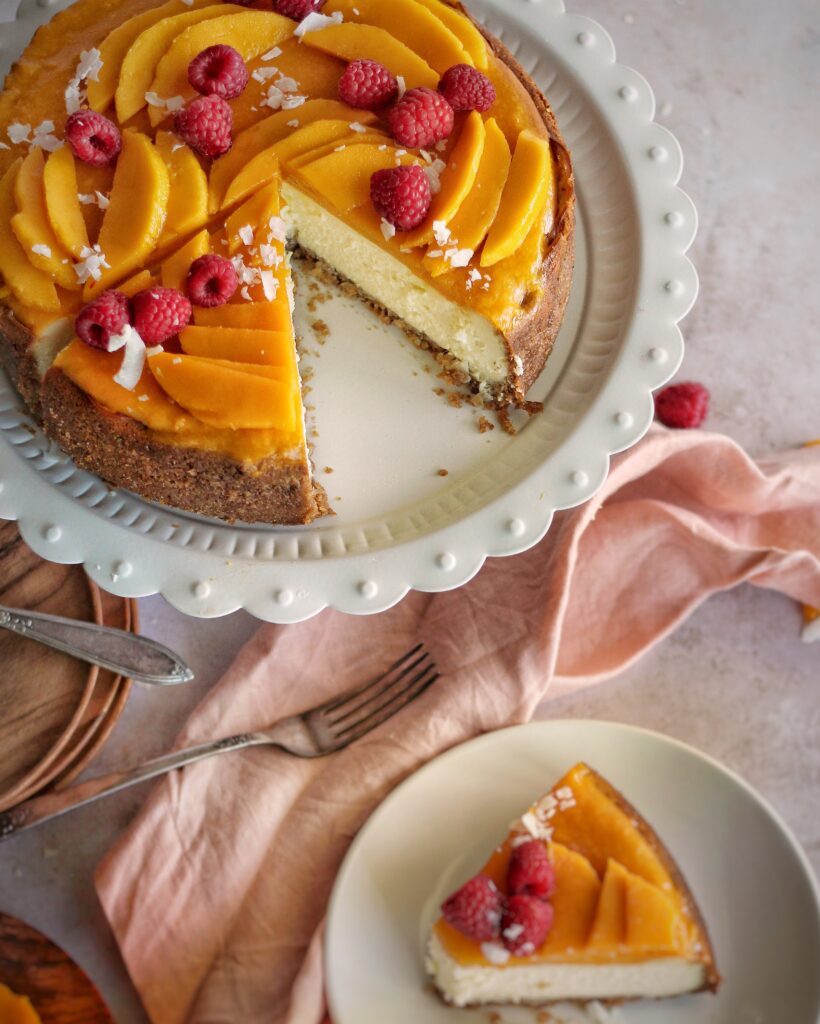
[
  {"left": 282, "top": 182, "right": 510, "bottom": 384},
  {"left": 426, "top": 933, "right": 706, "bottom": 1007}
]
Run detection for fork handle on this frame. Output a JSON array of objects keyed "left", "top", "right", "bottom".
[{"left": 0, "top": 733, "right": 267, "bottom": 842}]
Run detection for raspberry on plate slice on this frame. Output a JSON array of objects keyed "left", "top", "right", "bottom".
[
  {"left": 654, "top": 381, "right": 710, "bottom": 429},
  {"left": 174, "top": 94, "right": 233, "bottom": 160},
  {"left": 75, "top": 290, "right": 130, "bottom": 351},
  {"left": 188, "top": 45, "right": 249, "bottom": 101},
  {"left": 441, "top": 875, "right": 504, "bottom": 942},
  {"left": 65, "top": 110, "right": 122, "bottom": 166},
  {"left": 507, "top": 840, "right": 556, "bottom": 900},
  {"left": 132, "top": 287, "right": 192, "bottom": 346},
  {"left": 501, "top": 894, "right": 554, "bottom": 956},
  {"left": 186, "top": 254, "right": 239, "bottom": 308},
  {"left": 439, "top": 63, "right": 496, "bottom": 112},
  {"left": 388, "top": 87, "right": 454, "bottom": 149},
  {"left": 370, "top": 165, "right": 431, "bottom": 231},
  {"left": 272, "top": 0, "right": 326, "bottom": 19},
  {"left": 338, "top": 60, "right": 398, "bottom": 110}
]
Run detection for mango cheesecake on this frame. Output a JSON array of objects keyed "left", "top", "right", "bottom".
[
  {"left": 427, "top": 763, "right": 719, "bottom": 1007},
  {"left": 0, "top": 0, "right": 574, "bottom": 525}
]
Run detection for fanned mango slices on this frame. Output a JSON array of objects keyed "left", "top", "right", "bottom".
[
  {"left": 424, "top": 118, "right": 510, "bottom": 276},
  {"left": 412, "top": 0, "right": 488, "bottom": 69},
  {"left": 295, "top": 144, "right": 421, "bottom": 214},
  {"left": 11, "top": 149, "right": 78, "bottom": 291},
  {"left": 155, "top": 131, "right": 208, "bottom": 247},
  {"left": 85, "top": 131, "right": 170, "bottom": 298},
  {"left": 88, "top": 0, "right": 217, "bottom": 114},
  {"left": 208, "top": 100, "right": 376, "bottom": 212},
  {"left": 301, "top": 24, "right": 439, "bottom": 90},
  {"left": 402, "top": 112, "right": 486, "bottom": 248},
  {"left": 0, "top": 160, "right": 61, "bottom": 313},
  {"left": 323, "top": 0, "right": 473, "bottom": 74},
  {"left": 146, "top": 10, "right": 295, "bottom": 128},
  {"left": 43, "top": 147, "right": 90, "bottom": 260},
  {"left": 481, "top": 129, "right": 554, "bottom": 268},
  {"left": 115, "top": 4, "right": 228, "bottom": 124}
]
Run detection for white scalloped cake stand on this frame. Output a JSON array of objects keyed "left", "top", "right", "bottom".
[{"left": 0, "top": 0, "right": 697, "bottom": 622}]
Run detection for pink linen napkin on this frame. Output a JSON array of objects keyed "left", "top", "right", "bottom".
[{"left": 95, "top": 427, "right": 820, "bottom": 1024}]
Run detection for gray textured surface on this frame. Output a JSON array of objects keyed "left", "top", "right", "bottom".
[{"left": 0, "top": 2, "right": 818, "bottom": 1023}]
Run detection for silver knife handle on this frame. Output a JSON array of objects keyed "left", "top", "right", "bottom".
[{"left": 0, "top": 605, "right": 193, "bottom": 685}]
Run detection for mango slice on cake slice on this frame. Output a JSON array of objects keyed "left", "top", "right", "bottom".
[
  {"left": 0, "top": 160, "right": 61, "bottom": 313},
  {"left": 480, "top": 128, "right": 554, "bottom": 268},
  {"left": 155, "top": 132, "right": 209, "bottom": 248},
  {"left": 11, "top": 149, "right": 79, "bottom": 291},
  {"left": 160, "top": 229, "right": 211, "bottom": 292},
  {"left": 42, "top": 147, "right": 90, "bottom": 261},
  {"left": 84, "top": 131, "right": 170, "bottom": 298},
  {"left": 300, "top": 24, "right": 439, "bottom": 90},
  {"left": 411, "top": 0, "right": 488, "bottom": 68},
  {"left": 179, "top": 326, "right": 295, "bottom": 366},
  {"left": 146, "top": 9, "right": 295, "bottom": 127},
  {"left": 194, "top": 302, "right": 291, "bottom": 333},
  {"left": 323, "top": 0, "right": 473, "bottom": 74}
]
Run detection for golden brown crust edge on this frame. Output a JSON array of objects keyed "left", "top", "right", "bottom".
[
  {"left": 40, "top": 368, "right": 328, "bottom": 526},
  {"left": 585, "top": 765, "right": 721, "bottom": 993}
]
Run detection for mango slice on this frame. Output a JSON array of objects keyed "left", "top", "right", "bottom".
[
  {"left": 11, "top": 149, "right": 78, "bottom": 290},
  {"left": 0, "top": 161, "right": 61, "bottom": 312},
  {"left": 301, "top": 24, "right": 439, "bottom": 90},
  {"left": 42, "top": 147, "right": 90, "bottom": 260},
  {"left": 480, "top": 128, "right": 553, "bottom": 267},
  {"left": 194, "top": 301, "right": 290, "bottom": 332},
  {"left": 540, "top": 843, "right": 602, "bottom": 956},
  {"left": 161, "top": 229, "right": 210, "bottom": 291},
  {"left": 287, "top": 130, "right": 393, "bottom": 169},
  {"left": 224, "top": 180, "right": 281, "bottom": 254},
  {"left": 402, "top": 111, "right": 485, "bottom": 248},
  {"left": 180, "top": 325, "right": 294, "bottom": 365},
  {"left": 118, "top": 269, "right": 155, "bottom": 298},
  {"left": 208, "top": 99, "right": 375, "bottom": 212},
  {"left": 221, "top": 150, "right": 281, "bottom": 210},
  {"left": 324, "top": 0, "right": 472, "bottom": 73},
  {"left": 230, "top": 41, "right": 345, "bottom": 135},
  {"left": 0, "top": 982, "right": 41, "bottom": 1024},
  {"left": 53, "top": 339, "right": 190, "bottom": 432},
  {"left": 587, "top": 859, "right": 628, "bottom": 949},
  {"left": 425, "top": 118, "right": 510, "bottom": 276},
  {"left": 295, "top": 143, "right": 419, "bottom": 213},
  {"left": 88, "top": 0, "right": 217, "bottom": 113},
  {"left": 147, "top": 10, "right": 295, "bottom": 127},
  {"left": 115, "top": 5, "right": 229, "bottom": 124},
  {"left": 86, "top": 131, "right": 170, "bottom": 297},
  {"left": 155, "top": 132, "right": 209, "bottom": 246},
  {"left": 148, "top": 352, "right": 295, "bottom": 430},
  {"left": 412, "top": 0, "right": 488, "bottom": 69}
]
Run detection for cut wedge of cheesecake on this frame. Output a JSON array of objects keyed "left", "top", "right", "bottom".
[
  {"left": 0, "top": 0, "right": 575, "bottom": 525},
  {"left": 427, "top": 763, "right": 719, "bottom": 1007}
]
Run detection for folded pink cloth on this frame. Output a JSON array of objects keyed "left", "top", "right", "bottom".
[{"left": 95, "top": 427, "right": 820, "bottom": 1024}]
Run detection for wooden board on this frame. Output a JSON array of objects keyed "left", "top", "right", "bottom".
[
  {"left": 0, "top": 522, "right": 100, "bottom": 808},
  {"left": 0, "top": 913, "right": 112, "bottom": 1024}
]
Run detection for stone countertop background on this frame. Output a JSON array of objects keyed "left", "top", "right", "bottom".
[{"left": 0, "top": 1, "right": 818, "bottom": 1022}]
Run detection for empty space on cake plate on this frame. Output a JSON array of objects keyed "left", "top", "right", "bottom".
[{"left": 0, "top": 0, "right": 697, "bottom": 620}]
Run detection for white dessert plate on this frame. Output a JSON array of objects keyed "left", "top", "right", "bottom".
[
  {"left": 0, "top": 0, "right": 697, "bottom": 621},
  {"left": 326, "top": 720, "right": 820, "bottom": 1024}
]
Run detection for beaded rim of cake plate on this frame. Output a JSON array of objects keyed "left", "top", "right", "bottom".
[{"left": 0, "top": 0, "right": 696, "bottom": 622}]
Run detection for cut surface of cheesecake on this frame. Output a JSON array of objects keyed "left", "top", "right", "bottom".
[
  {"left": 0, "top": 0, "right": 574, "bottom": 525},
  {"left": 427, "top": 763, "right": 719, "bottom": 1007}
]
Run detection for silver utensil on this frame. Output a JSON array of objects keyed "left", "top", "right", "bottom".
[
  {"left": 0, "top": 604, "right": 193, "bottom": 686},
  {"left": 0, "top": 642, "right": 438, "bottom": 841}
]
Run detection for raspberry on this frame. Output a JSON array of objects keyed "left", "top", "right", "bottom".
[
  {"left": 388, "top": 87, "right": 454, "bottom": 148},
  {"left": 188, "top": 45, "right": 249, "bottom": 100},
  {"left": 186, "top": 254, "right": 238, "bottom": 308},
  {"left": 370, "top": 165, "right": 431, "bottom": 231},
  {"left": 271, "top": 0, "right": 326, "bottom": 18},
  {"left": 501, "top": 895, "right": 554, "bottom": 957},
  {"left": 441, "top": 875, "right": 504, "bottom": 942},
  {"left": 338, "top": 60, "right": 398, "bottom": 110},
  {"left": 75, "top": 291, "right": 130, "bottom": 351},
  {"left": 654, "top": 381, "right": 710, "bottom": 429},
  {"left": 507, "top": 841, "right": 555, "bottom": 900},
  {"left": 64, "top": 110, "right": 121, "bottom": 166},
  {"left": 439, "top": 63, "right": 496, "bottom": 112},
  {"left": 131, "top": 287, "right": 192, "bottom": 346},
  {"left": 174, "top": 94, "right": 233, "bottom": 159}
]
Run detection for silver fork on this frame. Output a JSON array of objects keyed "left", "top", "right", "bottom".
[{"left": 0, "top": 643, "right": 438, "bottom": 842}]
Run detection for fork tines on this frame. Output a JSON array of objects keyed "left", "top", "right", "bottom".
[{"left": 322, "top": 643, "right": 439, "bottom": 744}]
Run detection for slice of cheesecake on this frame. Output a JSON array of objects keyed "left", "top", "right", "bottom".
[{"left": 427, "top": 763, "right": 719, "bottom": 1007}]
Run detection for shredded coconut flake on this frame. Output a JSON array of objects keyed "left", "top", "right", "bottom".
[
  {"left": 396, "top": 75, "right": 406, "bottom": 99},
  {"left": 261, "top": 45, "right": 283, "bottom": 61},
  {"left": 294, "top": 10, "right": 343, "bottom": 38},
  {"left": 423, "top": 158, "right": 447, "bottom": 195},
  {"left": 7, "top": 123, "right": 31, "bottom": 145},
  {"left": 31, "top": 244, "right": 52, "bottom": 258},
  {"left": 349, "top": 121, "right": 366, "bottom": 133},
  {"left": 445, "top": 247, "right": 473, "bottom": 268},
  {"left": 258, "top": 243, "right": 283, "bottom": 268},
  {"left": 281, "top": 94, "right": 306, "bottom": 110},
  {"left": 259, "top": 269, "right": 279, "bottom": 301},
  {"left": 252, "top": 66, "right": 279, "bottom": 83},
  {"left": 237, "top": 224, "right": 255, "bottom": 246},
  {"left": 144, "top": 92, "right": 183, "bottom": 112},
  {"left": 286, "top": 119, "right": 300, "bottom": 128},
  {"left": 267, "top": 215, "right": 287, "bottom": 243},
  {"left": 73, "top": 244, "right": 109, "bottom": 284},
  {"left": 479, "top": 942, "right": 510, "bottom": 965},
  {"left": 432, "top": 220, "right": 451, "bottom": 246},
  {"left": 380, "top": 218, "right": 396, "bottom": 241},
  {"left": 65, "top": 48, "right": 103, "bottom": 114},
  {"left": 112, "top": 325, "right": 146, "bottom": 390}
]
